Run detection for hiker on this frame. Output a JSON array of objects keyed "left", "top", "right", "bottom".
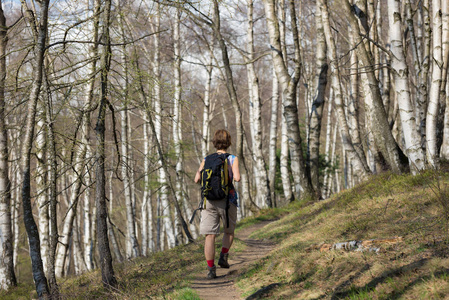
[{"left": 194, "top": 129, "right": 241, "bottom": 279}]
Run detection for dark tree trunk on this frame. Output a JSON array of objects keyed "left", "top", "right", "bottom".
[
  {"left": 95, "top": 0, "right": 117, "bottom": 289},
  {"left": 19, "top": 0, "right": 50, "bottom": 297}
]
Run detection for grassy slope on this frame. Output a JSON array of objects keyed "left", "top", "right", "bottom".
[
  {"left": 238, "top": 170, "right": 449, "bottom": 299},
  {"left": 2, "top": 170, "right": 449, "bottom": 299}
]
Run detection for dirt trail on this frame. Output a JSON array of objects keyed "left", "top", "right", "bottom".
[{"left": 191, "top": 221, "right": 275, "bottom": 300}]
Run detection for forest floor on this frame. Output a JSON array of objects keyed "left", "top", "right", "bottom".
[
  {"left": 4, "top": 169, "right": 449, "bottom": 299},
  {"left": 191, "top": 220, "right": 275, "bottom": 299}
]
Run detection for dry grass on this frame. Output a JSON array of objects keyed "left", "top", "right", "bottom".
[
  {"left": 3, "top": 170, "right": 449, "bottom": 299},
  {"left": 235, "top": 170, "right": 449, "bottom": 299}
]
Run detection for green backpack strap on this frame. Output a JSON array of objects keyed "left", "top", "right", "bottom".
[{"left": 201, "top": 168, "right": 213, "bottom": 209}]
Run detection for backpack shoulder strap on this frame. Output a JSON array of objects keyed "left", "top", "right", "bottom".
[{"left": 222, "top": 153, "right": 230, "bottom": 195}]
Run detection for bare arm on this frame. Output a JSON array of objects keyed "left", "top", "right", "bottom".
[
  {"left": 194, "top": 160, "right": 205, "bottom": 183},
  {"left": 232, "top": 157, "right": 241, "bottom": 182}
]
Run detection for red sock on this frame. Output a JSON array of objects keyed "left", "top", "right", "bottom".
[
  {"left": 207, "top": 260, "right": 215, "bottom": 268},
  {"left": 221, "top": 247, "right": 229, "bottom": 254}
]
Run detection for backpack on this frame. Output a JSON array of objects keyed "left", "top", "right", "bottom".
[
  {"left": 190, "top": 153, "right": 232, "bottom": 228},
  {"left": 201, "top": 153, "right": 230, "bottom": 201}
]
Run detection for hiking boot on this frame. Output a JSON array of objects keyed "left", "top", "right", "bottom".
[
  {"left": 206, "top": 265, "right": 217, "bottom": 279},
  {"left": 218, "top": 252, "right": 230, "bottom": 268}
]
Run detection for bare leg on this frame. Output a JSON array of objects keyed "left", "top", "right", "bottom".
[
  {"left": 222, "top": 232, "right": 234, "bottom": 250},
  {"left": 205, "top": 234, "right": 216, "bottom": 261}
]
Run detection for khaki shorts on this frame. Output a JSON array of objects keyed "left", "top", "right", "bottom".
[{"left": 200, "top": 199, "right": 237, "bottom": 235}]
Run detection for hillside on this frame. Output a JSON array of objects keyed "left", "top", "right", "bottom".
[{"left": 3, "top": 169, "right": 449, "bottom": 299}]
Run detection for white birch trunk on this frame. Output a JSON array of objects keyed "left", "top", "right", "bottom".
[
  {"left": 121, "top": 102, "right": 140, "bottom": 257},
  {"left": 54, "top": 146, "right": 86, "bottom": 277},
  {"left": 308, "top": 0, "right": 328, "bottom": 196},
  {"left": 246, "top": 0, "right": 271, "bottom": 208},
  {"left": 280, "top": 107, "right": 293, "bottom": 202},
  {"left": 426, "top": 0, "right": 443, "bottom": 167},
  {"left": 73, "top": 215, "right": 86, "bottom": 275},
  {"left": 55, "top": 80, "right": 96, "bottom": 277},
  {"left": 377, "top": 1, "right": 388, "bottom": 118},
  {"left": 173, "top": 10, "right": 185, "bottom": 244},
  {"left": 119, "top": 10, "right": 140, "bottom": 257},
  {"left": 263, "top": 0, "right": 313, "bottom": 199},
  {"left": 418, "top": 0, "right": 431, "bottom": 143},
  {"left": 382, "top": 53, "right": 392, "bottom": 121},
  {"left": 35, "top": 119, "right": 49, "bottom": 275},
  {"left": 153, "top": 5, "right": 175, "bottom": 249},
  {"left": 439, "top": 0, "right": 449, "bottom": 158},
  {"left": 348, "top": 26, "right": 368, "bottom": 171},
  {"left": 327, "top": 121, "right": 339, "bottom": 198},
  {"left": 9, "top": 127, "right": 20, "bottom": 271},
  {"left": 345, "top": 0, "right": 403, "bottom": 173},
  {"left": 268, "top": 68, "right": 279, "bottom": 205},
  {"left": 147, "top": 176, "right": 155, "bottom": 252},
  {"left": 83, "top": 157, "right": 94, "bottom": 271},
  {"left": 0, "top": 4, "right": 16, "bottom": 287},
  {"left": 141, "top": 121, "right": 149, "bottom": 255},
  {"left": 322, "top": 88, "right": 333, "bottom": 198},
  {"left": 321, "top": 0, "right": 369, "bottom": 180},
  {"left": 13, "top": 176, "right": 19, "bottom": 270},
  {"left": 405, "top": 0, "right": 422, "bottom": 98},
  {"left": 202, "top": 46, "right": 213, "bottom": 158},
  {"left": 388, "top": 0, "right": 426, "bottom": 173},
  {"left": 142, "top": 122, "right": 155, "bottom": 253}
]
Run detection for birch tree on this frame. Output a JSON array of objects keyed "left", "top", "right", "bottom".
[
  {"left": 141, "top": 121, "right": 153, "bottom": 255},
  {"left": 321, "top": 0, "right": 369, "bottom": 180},
  {"left": 268, "top": 69, "right": 279, "bottom": 205},
  {"left": 440, "top": 0, "right": 449, "bottom": 158},
  {"left": 344, "top": 0, "right": 405, "bottom": 173},
  {"left": 347, "top": 26, "right": 368, "bottom": 172},
  {"left": 42, "top": 68, "right": 59, "bottom": 297},
  {"left": 202, "top": 43, "right": 213, "bottom": 159},
  {"left": 95, "top": 0, "right": 117, "bottom": 288},
  {"left": 322, "top": 87, "right": 333, "bottom": 198},
  {"left": 83, "top": 157, "right": 94, "bottom": 271},
  {"left": 426, "top": 0, "right": 443, "bottom": 167},
  {"left": 263, "top": 0, "right": 314, "bottom": 199},
  {"left": 246, "top": 0, "right": 271, "bottom": 208},
  {"left": 152, "top": 4, "right": 176, "bottom": 250},
  {"left": 173, "top": 7, "right": 183, "bottom": 242},
  {"left": 276, "top": 0, "right": 293, "bottom": 202},
  {"left": 416, "top": 0, "right": 431, "bottom": 144},
  {"left": 118, "top": 7, "right": 140, "bottom": 258},
  {"left": 307, "top": 1, "right": 328, "bottom": 197},
  {"left": 35, "top": 118, "right": 49, "bottom": 276},
  {"left": 173, "top": 8, "right": 196, "bottom": 242},
  {"left": 388, "top": 0, "right": 425, "bottom": 172},
  {"left": 211, "top": 0, "right": 258, "bottom": 212},
  {"left": 0, "top": 1, "right": 17, "bottom": 289},
  {"left": 19, "top": 0, "right": 50, "bottom": 296},
  {"left": 55, "top": 0, "right": 100, "bottom": 276}
]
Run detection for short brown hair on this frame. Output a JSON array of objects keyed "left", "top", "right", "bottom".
[{"left": 212, "top": 129, "right": 232, "bottom": 150}]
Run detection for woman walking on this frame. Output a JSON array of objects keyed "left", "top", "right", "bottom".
[{"left": 194, "top": 129, "right": 241, "bottom": 279}]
